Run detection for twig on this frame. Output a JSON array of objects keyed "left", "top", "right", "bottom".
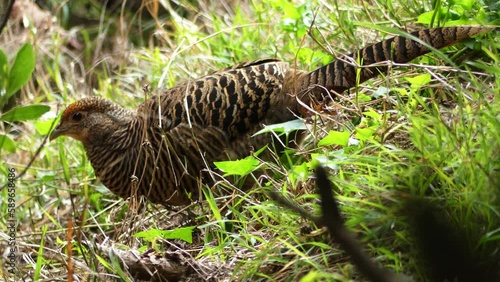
[{"left": 270, "top": 166, "right": 411, "bottom": 282}]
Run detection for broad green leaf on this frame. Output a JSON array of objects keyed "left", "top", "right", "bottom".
[
  {"left": 394, "top": 87, "right": 408, "bottom": 96},
  {"left": 300, "top": 270, "right": 320, "bottom": 282},
  {"left": 133, "top": 229, "right": 161, "bottom": 241},
  {"left": 297, "top": 47, "right": 314, "bottom": 63},
  {"left": 451, "top": 0, "right": 474, "bottom": 10},
  {"left": 0, "top": 134, "right": 15, "bottom": 153},
  {"left": 134, "top": 226, "right": 196, "bottom": 243},
  {"left": 214, "top": 156, "right": 260, "bottom": 176},
  {"left": 282, "top": 1, "right": 300, "bottom": 19},
  {"left": 363, "top": 109, "right": 382, "bottom": 121},
  {"left": 356, "top": 93, "right": 372, "bottom": 102},
  {"left": 444, "top": 18, "right": 476, "bottom": 26},
  {"left": 1, "top": 105, "right": 50, "bottom": 122},
  {"left": 416, "top": 8, "right": 447, "bottom": 25},
  {"left": 318, "top": 130, "right": 350, "bottom": 147},
  {"left": 355, "top": 127, "right": 377, "bottom": 141},
  {"left": 253, "top": 119, "right": 306, "bottom": 136},
  {"left": 474, "top": 8, "right": 488, "bottom": 23},
  {"left": 89, "top": 193, "right": 103, "bottom": 211},
  {"left": 308, "top": 154, "right": 339, "bottom": 171},
  {"left": 292, "top": 162, "right": 308, "bottom": 178},
  {"left": 6, "top": 43, "right": 35, "bottom": 98},
  {"left": 34, "top": 118, "right": 58, "bottom": 135},
  {"left": 405, "top": 73, "right": 431, "bottom": 91},
  {"left": 288, "top": 162, "right": 309, "bottom": 186}
]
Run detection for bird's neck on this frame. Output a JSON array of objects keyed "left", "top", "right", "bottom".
[
  {"left": 84, "top": 114, "right": 145, "bottom": 180},
  {"left": 83, "top": 106, "right": 142, "bottom": 150}
]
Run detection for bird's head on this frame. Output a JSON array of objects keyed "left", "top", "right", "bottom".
[{"left": 50, "top": 97, "right": 134, "bottom": 146}]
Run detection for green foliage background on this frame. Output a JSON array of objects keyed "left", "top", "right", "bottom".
[{"left": 0, "top": 0, "right": 499, "bottom": 281}]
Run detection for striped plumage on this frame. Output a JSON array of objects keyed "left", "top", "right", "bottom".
[{"left": 50, "top": 26, "right": 493, "bottom": 206}]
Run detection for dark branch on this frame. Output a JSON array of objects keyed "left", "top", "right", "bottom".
[
  {"left": 270, "top": 166, "right": 408, "bottom": 282},
  {"left": 0, "top": 0, "right": 15, "bottom": 36}
]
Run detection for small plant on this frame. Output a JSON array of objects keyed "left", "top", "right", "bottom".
[{"left": 0, "top": 43, "right": 49, "bottom": 153}]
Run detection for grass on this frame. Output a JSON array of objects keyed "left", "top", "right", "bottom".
[{"left": 1, "top": 0, "right": 499, "bottom": 281}]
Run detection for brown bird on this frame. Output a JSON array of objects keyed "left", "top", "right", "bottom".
[{"left": 50, "top": 26, "right": 492, "bottom": 206}]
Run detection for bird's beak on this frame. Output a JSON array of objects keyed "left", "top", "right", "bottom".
[{"left": 49, "top": 123, "right": 66, "bottom": 141}]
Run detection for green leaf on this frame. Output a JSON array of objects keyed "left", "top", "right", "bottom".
[
  {"left": 282, "top": 1, "right": 300, "bottom": 19},
  {"left": 1, "top": 105, "right": 50, "bottom": 122},
  {"left": 134, "top": 226, "right": 196, "bottom": 243},
  {"left": 203, "top": 188, "right": 222, "bottom": 222},
  {"left": 308, "top": 154, "right": 340, "bottom": 171},
  {"left": 0, "top": 49, "right": 8, "bottom": 90},
  {"left": 34, "top": 118, "right": 58, "bottom": 135},
  {"left": 394, "top": 87, "right": 408, "bottom": 96},
  {"left": 451, "top": 0, "right": 474, "bottom": 10},
  {"left": 372, "top": 86, "right": 390, "bottom": 98},
  {"left": 34, "top": 225, "right": 48, "bottom": 281},
  {"left": 300, "top": 270, "right": 320, "bottom": 282},
  {"left": 416, "top": 8, "right": 447, "bottom": 25},
  {"left": 405, "top": 73, "right": 431, "bottom": 90},
  {"left": 214, "top": 156, "right": 260, "bottom": 176},
  {"left": 0, "top": 134, "right": 16, "bottom": 153},
  {"left": 288, "top": 162, "right": 309, "bottom": 186},
  {"left": 318, "top": 130, "right": 350, "bottom": 147},
  {"left": 59, "top": 141, "right": 70, "bottom": 184},
  {"left": 38, "top": 171, "right": 56, "bottom": 182},
  {"left": 443, "top": 16, "right": 476, "bottom": 26},
  {"left": 474, "top": 8, "right": 488, "bottom": 23},
  {"left": 95, "top": 255, "right": 113, "bottom": 271},
  {"left": 363, "top": 109, "right": 382, "bottom": 121},
  {"left": 356, "top": 93, "right": 372, "bottom": 102},
  {"left": 253, "top": 119, "right": 306, "bottom": 136},
  {"left": 6, "top": 43, "right": 35, "bottom": 98},
  {"left": 355, "top": 127, "right": 377, "bottom": 141},
  {"left": 297, "top": 47, "right": 314, "bottom": 64},
  {"left": 89, "top": 193, "right": 103, "bottom": 211}
]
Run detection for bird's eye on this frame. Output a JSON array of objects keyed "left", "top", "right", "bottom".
[{"left": 71, "top": 112, "right": 83, "bottom": 121}]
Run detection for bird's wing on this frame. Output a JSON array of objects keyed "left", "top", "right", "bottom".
[{"left": 138, "top": 60, "right": 292, "bottom": 139}]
